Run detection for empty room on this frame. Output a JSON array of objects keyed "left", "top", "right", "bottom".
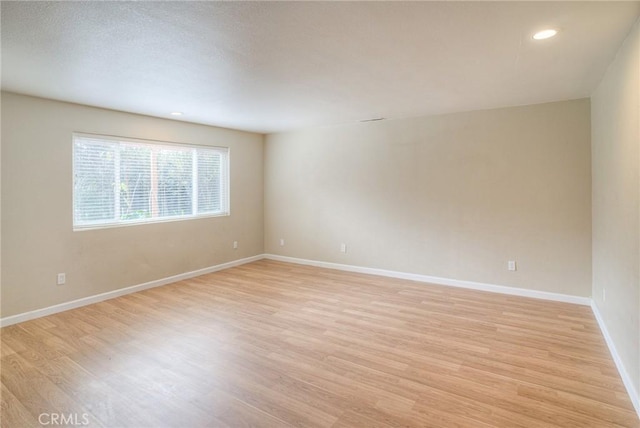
[{"left": 1, "top": 1, "right": 639, "bottom": 427}]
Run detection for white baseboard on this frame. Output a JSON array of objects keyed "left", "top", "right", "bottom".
[
  {"left": 264, "top": 254, "right": 591, "bottom": 306},
  {"left": 0, "top": 255, "right": 263, "bottom": 328},
  {"left": 591, "top": 301, "right": 640, "bottom": 418},
  {"left": 2, "top": 252, "right": 636, "bottom": 419},
  {"left": 266, "top": 254, "right": 639, "bottom": 418},
  {"left": 1, "top": 253, "right": 591, "bottom": 328}
]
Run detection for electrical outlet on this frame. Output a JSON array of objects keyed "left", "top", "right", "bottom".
[
  {"left": 279, "top": 238, "right": 285, "bottom": 247},
  {"left": 507, "top": 261, "right": 517, "bottom": 271},
  {"left": 340, "top": 243, "right": 347, "bottom": 253},
  {"left": 233, "top": 241, "right": 238, "bottom": 249},
  {"left": 57, "top": 273, "right": 66, "bottom": 285}
]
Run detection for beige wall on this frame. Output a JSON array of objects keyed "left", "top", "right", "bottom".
[
  {"left": 592, "top": 19, "right": 640, "bottom": 399},
  {"left": 1, "top": 92, "right": 264, "bottom": 318},
  {"left": 265, "top": 99, "right": 592, "bottom": 297},
  {"left": 1, "top": 94, "right": 595, "bottom": 321}
]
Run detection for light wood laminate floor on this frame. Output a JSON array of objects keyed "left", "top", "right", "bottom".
[{"left": 1, "top": 260, "right": 638, "bottom": 427}]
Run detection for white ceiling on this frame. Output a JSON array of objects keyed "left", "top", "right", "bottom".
[{"left": 2, "top": 1, "right": 639, "bottom": 134}]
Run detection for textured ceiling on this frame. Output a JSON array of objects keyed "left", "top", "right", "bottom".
[{"left": 2, "top": 1, "right": 639, "bottom": 133}]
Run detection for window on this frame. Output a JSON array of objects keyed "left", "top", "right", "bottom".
[{"left": 73, "top": 134, "right": 229, "bottom": 230}]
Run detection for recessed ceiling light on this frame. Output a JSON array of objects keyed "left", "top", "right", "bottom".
[
  {"left": 170, "top": 111, "right": 183, "bottom": 116},
  {"left": 533, "top": 29, "right": 558, "bottom": 40}
]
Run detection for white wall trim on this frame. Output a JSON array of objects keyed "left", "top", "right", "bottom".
[
  {"left": 266, "top": 254, "right": 640, "bottom": 417},
  {"left": 0, "top": 255, "right": 263, "bottom": 328},
  {"left": 591, "top": 301, "right": 640, "bottom": 418},
  {"left": 1, "top": 253, "right": 592, "bottom": 328},
  {"left": 3, "top": 252, "right": 637, "bottom": 419},
  {"left": 264, "top": 254, "right": 591, "bottom": 306}
]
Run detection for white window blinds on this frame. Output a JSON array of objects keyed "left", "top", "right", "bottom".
[{"left": 73, "top": 134, "right": 229, "bottom": 230}]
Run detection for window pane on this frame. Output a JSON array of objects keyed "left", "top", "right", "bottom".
[
  {"left": 73, "top": 134, "right": 229, "bottom": 230},
  {"left": 198, "top": 151, "right": 221, "bottom": 213},
  {"left": 74, "top": 140, "right": 116, "bottom": 224},
  {"left": 119, "top": 145, "right": 152, "bottom": 221},
  {"left": 157, "top": 148, "right": 193, "bottom": 217}
]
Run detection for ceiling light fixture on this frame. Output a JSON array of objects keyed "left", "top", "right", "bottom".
[
  {"left": 170, "top": 111, "right": 183, "bottom": 116},
  {"left": 533, "top": 29, "right": 558, "bottom": 40}
]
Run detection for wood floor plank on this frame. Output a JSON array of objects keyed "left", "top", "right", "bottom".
[
  {"left": 0, "top": 383, "right": 40, "bottom": 428},
  {"left": 1, "top": 259, "right": 638, "bottom": 427}
]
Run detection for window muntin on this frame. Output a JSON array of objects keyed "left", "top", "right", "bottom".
[{"left": 73, "top": 134, "right": 229, "bottom": 230}]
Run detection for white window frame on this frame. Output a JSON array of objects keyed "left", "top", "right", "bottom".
[{"left": 72, "top": 133, "right": 230, "bottom": 231}]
